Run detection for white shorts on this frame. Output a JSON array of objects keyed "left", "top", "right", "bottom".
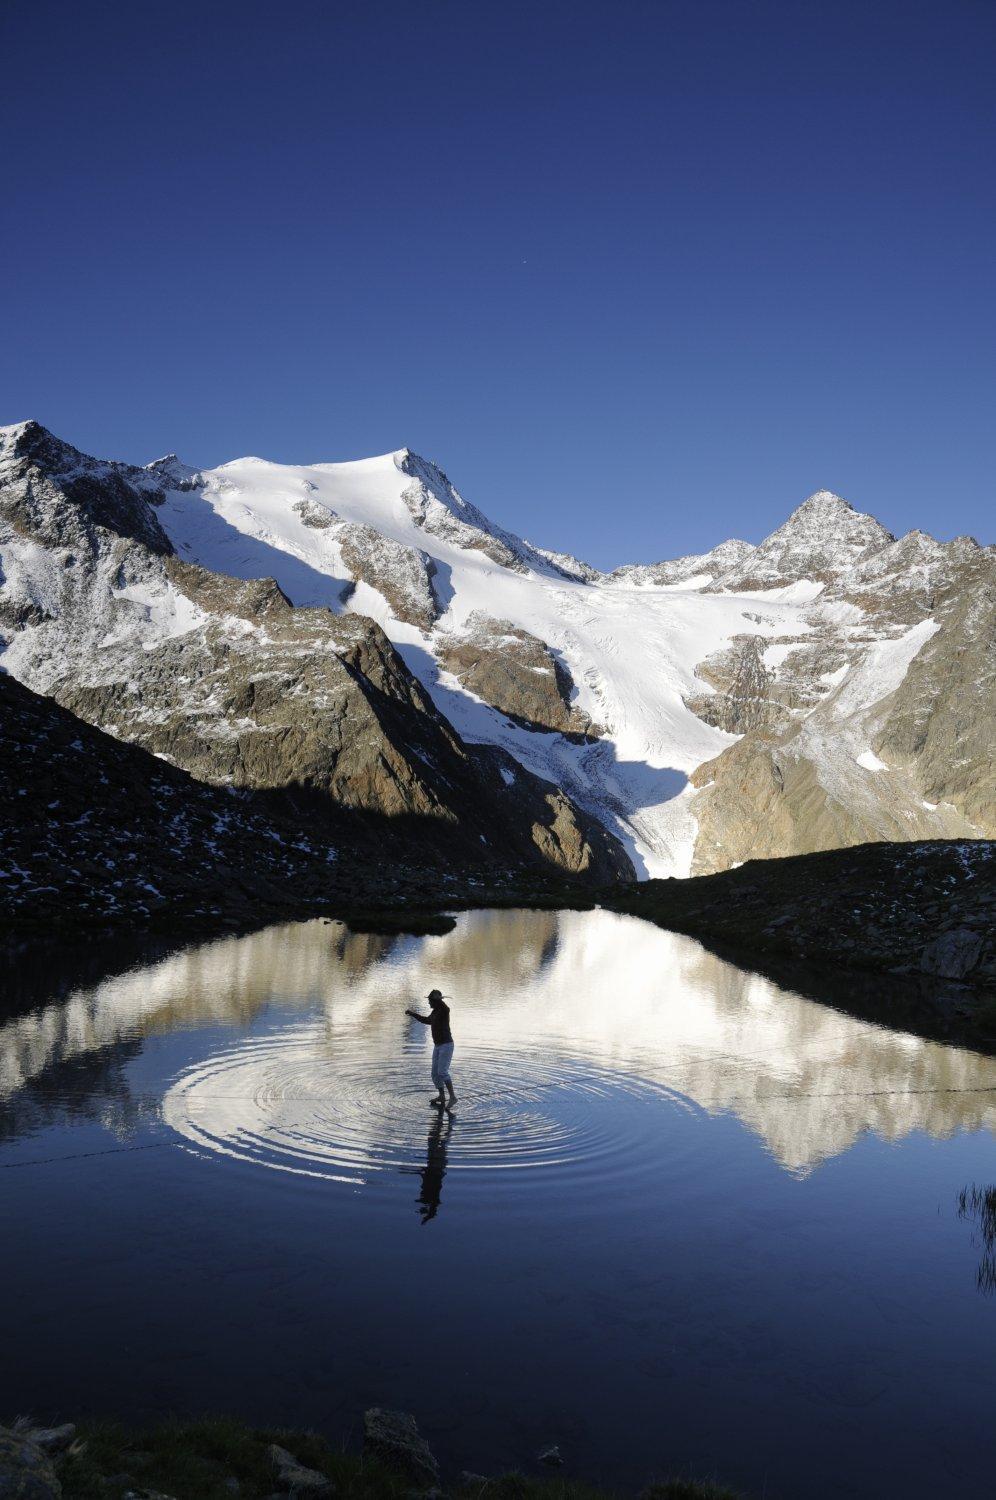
[{"left": 431, "top": 1042, "right": 454, "bottom": 1085}]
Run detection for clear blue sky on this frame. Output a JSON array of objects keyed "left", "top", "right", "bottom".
[{"left": 2, "top": 0, "right": 993, "bottom": 567}]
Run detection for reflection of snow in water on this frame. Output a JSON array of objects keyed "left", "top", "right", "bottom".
[
  {"left": 4, "top": 909, "right": 996, "bottom": 1176},
  {"left": 162, "top": 1022, "right": 693, "bottom": 1182}
]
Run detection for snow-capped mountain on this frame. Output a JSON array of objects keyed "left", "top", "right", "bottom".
[{"left": 1, "top": 420, "right": 992, "bottom": 879}]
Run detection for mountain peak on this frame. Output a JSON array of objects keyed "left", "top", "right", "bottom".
[
  {"left": 793, "top": 488, "right": 855, "bottom": 515},
  {"left": 713, "top": 489, "right": 897, "bottom": 588},
  {"left": 0, "top": 418, "right": 43, "bottom": 440},
  {"left": 763, "top": 489, "right": 894, "bottom": 549},
  {"left": 0, "top": 419, "right": 100, "bottom": 479}
]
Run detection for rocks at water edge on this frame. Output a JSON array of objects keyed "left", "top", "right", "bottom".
[
  {"left": 362, "top": 1408, "right": 440, "bottom": 1490},
  {"left": 14, "top": 1431, "right": 74, "bottom": 1460},
  {"left": 605, "top": 839, "right": 996, "bottom": 994},
  {"left": 919, "top": 927, "right": 987, "bottom": 980},
  {"left": 0, "top": 1424, "right": 62, "bottom": 1499}
]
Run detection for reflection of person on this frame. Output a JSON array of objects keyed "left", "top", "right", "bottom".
[
  {"left": 405, "top": 989, "right": 457, "bottom": 1111},
  {"left": 416, "top": 1109, "right": 453, "bottom": 1223}
]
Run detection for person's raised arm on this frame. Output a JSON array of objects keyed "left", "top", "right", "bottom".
[{"left": 406, "top": 1009, "right": 432, "bottom": 1024}]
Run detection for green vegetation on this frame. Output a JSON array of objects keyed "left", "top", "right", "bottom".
[
  {"left": 53, "top": 1417, "right": 741, "bottom": 1500},
  {"left": 958, "top": 1183, "right": 996, "bottom": 1294},
  {"left": 57, "top": 1418, "right": 405, "bottom": 1500}
]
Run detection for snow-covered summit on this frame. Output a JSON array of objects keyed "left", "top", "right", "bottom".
[
  {"left": 610, "top": 537, "right": 757, "bottom": 589},
  {"left": 713, "top": 489, "right": 895, "bottom": 591},
  {"left": 2, "top": 421, "right": 990, "bottom": 882}
]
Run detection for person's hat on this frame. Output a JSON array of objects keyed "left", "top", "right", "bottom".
[{"left": 427, "top": 988, "right": 444, "bottom": 1003}]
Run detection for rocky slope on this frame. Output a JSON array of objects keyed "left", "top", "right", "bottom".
[
  {"left": 1, "top": 419, "right": 992, "bottom": 881},
  {"left": 0, "top": 422, "right": 630, "bottom": 886},
  {"left": 0, "top": 670, "right": 632, "bottom": 936},
  {"left": 606, "top": 839, "right": 996, "bottom": 991},
  {"left": 437, "top": 611, "right": 601, "bottom": 738},
  {"left": 0, "top": 668, "right": 342, "bottom": 929},
  {"left": 686, "top": 498, "right": 994, "bottom": 873}
]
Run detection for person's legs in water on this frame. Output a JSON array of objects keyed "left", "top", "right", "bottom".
[
  {"left": 434, "top": 1041, "right": 456, "bottom": 1109},
  {"left": 430, "top": 1045, "right": 447, "bottom": 1107}
]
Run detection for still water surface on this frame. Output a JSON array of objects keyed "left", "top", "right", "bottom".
[{"left": 2, "top": 909, "right": 995, "bottom": 1497}]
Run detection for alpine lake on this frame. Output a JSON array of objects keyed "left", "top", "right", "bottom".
[{"left": 2, "top": 907, "right": 995, "bottom": 1499}]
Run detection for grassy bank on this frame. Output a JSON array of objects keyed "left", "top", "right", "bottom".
[{"left": 50, "top": 1416, "right": 740, "bottom": 1500}]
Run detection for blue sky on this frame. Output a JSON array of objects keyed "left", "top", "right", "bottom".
[{"left": 2, "top": 0, "right": 993, "bottom": 567}]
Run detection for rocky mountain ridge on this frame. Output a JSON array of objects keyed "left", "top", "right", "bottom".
[
  {"left": 0, "top": 421, "right": 630, "bottom": 886},
  {"left": 0, "top": 670, "right": 622, "bottom": 935},
  {"left": 1, "top": 419, "right": 992, "bottom": 881}
]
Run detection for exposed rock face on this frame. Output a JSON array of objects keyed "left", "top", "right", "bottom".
[
  {"left": 292, "top": 493, "right": 441, "bottom": 628},
  {"left": 686, "top": 635, "right": 777, "bottom": 734},
  {"left": 875, "top": 573, "right": 995, "bottom": 829},
  {"left": 610, "top": 537, "right": 755, "bottom": 587},
  {"left": 399, "top": 449, "right": 534, "bottom": 574},
  {"left": 530, "top": 545, "right": 602, "bottom": 583},
  {"left": 715, "top": 490, "right": 893, "bottom": 591},
  {"left": 438, "top": 612, "right": 601, "bottom": 738},
  {"left": 0, "top": 424, "right": 632, "bottom": 886},
  {"left": 685, "top": 499, "right": 995, "bottom": 873},
  {"left": 0, "top": 418, "right": 170, "bottom": 554},
  {"left": 337, "top": 524, "right": 440, "bottom": 629}
]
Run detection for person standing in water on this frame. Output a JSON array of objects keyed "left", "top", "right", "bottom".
[{"left": 406, "top": 989, "right": 457, "bottom": 1111}]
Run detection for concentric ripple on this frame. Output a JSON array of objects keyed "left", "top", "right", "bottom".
[{"left": 161, "top": 1021, "right": 686, "bottom": 1184}]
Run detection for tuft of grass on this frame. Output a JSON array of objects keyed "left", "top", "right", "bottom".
[
  {"left": 54, "top": 1417, "right": 743, "bottom": 1500},
  {"left": 455, "top": 1477, "right": 610, "bottom": 1500},
  {"left": 642, "top": 1482, "right": 742, "bottom": 1500},
  {"left": 56, "top": 1416, "right": 409, "bottom": 1500},
  {"left": 958, "top": 1183, "right": 996, "bottom": 1293}
]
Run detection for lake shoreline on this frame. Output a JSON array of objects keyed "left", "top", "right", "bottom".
[
  {"left": 5, "top": 1410, "right": 743, "bottom": 1500},
  {"left": 4, "top": 839, "right": 994, "bottom": 1055}
]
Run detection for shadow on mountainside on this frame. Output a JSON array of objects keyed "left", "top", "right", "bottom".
[
  {"left": 155, "top": 489, "right": 353, "bottom": 609},
  {"left": 395, "top": 639, "right": 688, "bottom": 878}
]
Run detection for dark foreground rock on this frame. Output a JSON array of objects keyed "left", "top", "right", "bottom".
[
  {"left": 605, "top": 839, "right": 996, "bottom": 997},
  {"left": 267, "top": 1443, "right": 331, "bottom": 1495},
  {"left": 0, "top": 1424, "right": 62, "bottom": 1498},
  {"left": 362, "top": 1409, "right": 439, "bottom": 1490}
]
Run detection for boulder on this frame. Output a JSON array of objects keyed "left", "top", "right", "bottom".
[
  {"left": 362, "top": 1409, "right": 439, "bottom": 1490},
  {"left": 920, "top": 927, "right": 985, "bottom": 979},
  {"left": 0, "top": 1424, "right": 61, "bottom": 1498},
  {"left": 267, "top": 1444, "right": 332, "bottom": 1495},
  {"left": 537, "top": 1445, "right": 563, "bottom": 1467},
  {"left": 16, "top": 1429, "right": 74, "bottom": 1458}
]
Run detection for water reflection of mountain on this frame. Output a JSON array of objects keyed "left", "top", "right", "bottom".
[{"left": 2, "top": 910, "right": 995, "bottom": 1173}]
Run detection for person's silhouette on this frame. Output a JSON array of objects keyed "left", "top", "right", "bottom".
[
  {"left": 415, "top": 1108, "right": 453, "bottom": 1223},
  {"left": 405, "top": 989, "right": 457, "bottom": 1110}
]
